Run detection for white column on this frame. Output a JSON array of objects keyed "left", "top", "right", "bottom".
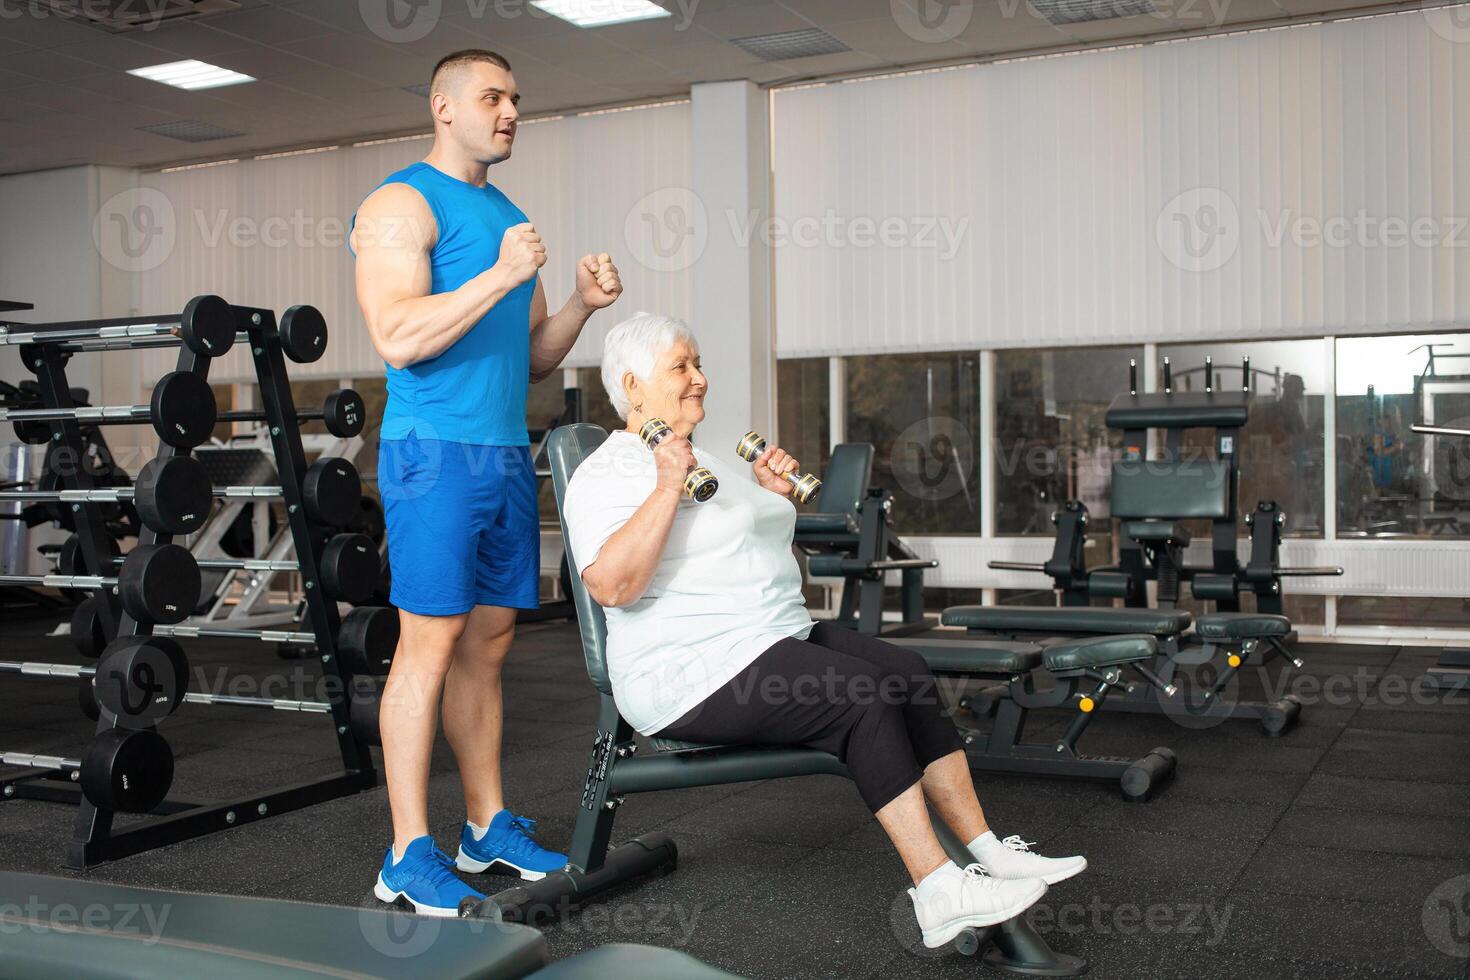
[{"left": 689, "top": 81, "right": 772, "bottom": 463}]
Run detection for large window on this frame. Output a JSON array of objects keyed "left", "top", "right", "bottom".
[
  {"left": 845, "top": 352, "right": 980, "bottom": 535},
  {"left": 1160, "top": 340, "right": 1327, "bottom": 537},
  {"left": 994, "top": 346, "right": 1140, "bottom": 537},
  {"left": 776, "top": 358, "right": 830, "bottom": 484},
  {"left": 1336, "top": 333, "right": 1470, "bottom": 537}
]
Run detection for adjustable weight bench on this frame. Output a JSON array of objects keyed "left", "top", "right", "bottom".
[
  {"left": 0, "top": 870, "right": 738, "bottom": 980},
  {"left": 938, "top": 603, "right": 1305, "bottom": 736},
  {"left": 474, "top": 423, "right": 1158, "bottom": 976},
  {"left": 899, "top": 631, "right": 1178, "bottom": 801}
]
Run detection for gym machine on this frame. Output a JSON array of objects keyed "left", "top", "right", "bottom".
[
  {"left": 971, "top": 357, "right": 1344, "bottom": 735},
  {"left": 1409, "top": 422, "right": 1470, "bottom": 693},
  {"left": 793, "top": 442, "right": 938, "bottom": 637}
]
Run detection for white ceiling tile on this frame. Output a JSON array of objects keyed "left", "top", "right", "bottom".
[
  {"left": 196, "top": 6, "right": 341, "bottom": 45},
  {"left": 128, "top": 21, "right": 262, "bottom": 59},
  {"left": 0, "top": 8, "right": 101, "bottom": 48},
  {"left": 695, "top": 3, "right": 826, "bottom": 38},
  {"left": 2, "top": 47, "right": 110, "bottom": 82}
]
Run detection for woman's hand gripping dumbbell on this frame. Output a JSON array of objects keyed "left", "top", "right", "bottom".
[
  {"left": 639, "top": 417, "right": 718, "bottom": 502},
  {"left": 736, "top": 431, "right": 822, "bottom": 503}
]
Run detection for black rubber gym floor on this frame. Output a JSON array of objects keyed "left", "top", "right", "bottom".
[{"left": 1, "top": 606, "right": 1468, "bottom": 979}]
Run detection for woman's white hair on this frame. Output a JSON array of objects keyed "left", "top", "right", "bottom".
[{"left": 600, "top": 312, "right": 698, "bottom": 420}]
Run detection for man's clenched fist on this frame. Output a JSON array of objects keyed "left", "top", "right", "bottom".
[
  {"left": 498, "top": 222, "right": 547, "bottom": 286},
  {"left": 577, "top": 252, "right": 622, "bottom": 310}
]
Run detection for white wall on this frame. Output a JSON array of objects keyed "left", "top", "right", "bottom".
[
  {"left": 0, "top": 165, "right": 139, "bottom": 404},
  {"left": 772, "top": 9, "right": 1470, "bottom": 357},
  {"left": 133, "top": 102, "right": 692, "bottom": 384}
]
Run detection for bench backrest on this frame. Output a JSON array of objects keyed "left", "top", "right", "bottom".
[
  {"left": 810, "top": 442, "right": 874, "bottom": 520},
  {"left": 548, "top": 423, "right": 615, "bottom": 695},
  {"left": 1110, "top": 458, "right": 1232, "bottom": 520}
]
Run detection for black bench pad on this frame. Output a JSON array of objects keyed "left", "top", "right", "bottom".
[
  {"left": 0, "top": 870, "right": 547, "bottom": 980},
  {"left": 1123, "top": 520, "right": 1191, "bottom": 545},
  {"left": 898, "top": 637, "right": 1045, "bottom": 674},
  {"left": 1044, "top": 634, "right": 1158, "bottom": 672},
  {"left": 941, "top": 605, "right": 1193, "bottom": 637},
  {"left": 795, "top": 512, "right": 857, "bottom": 535},
  {"left": 1193, "top": 612, "right": 1292, "bottom": 640}
]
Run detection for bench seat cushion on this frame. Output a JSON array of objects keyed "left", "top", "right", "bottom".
[
  {"left": 941, "top": 605, "right": 1193, "bottom": 637},
  {"left": 1193, "top": 612, "right": 1292, "bottom": 640},
  {"left": 896, "top": 637, "right": 1044, "bottom": 674},
  {"left": 1044, "top": 634, "right": 1158, "bottom": 672},
  {"left": 794, "top": 512, "right": 857, "bottom": 535}
]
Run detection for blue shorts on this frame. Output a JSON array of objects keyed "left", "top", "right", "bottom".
[{"left": 378, "top": 431, "right": 541, "bottom": 616}]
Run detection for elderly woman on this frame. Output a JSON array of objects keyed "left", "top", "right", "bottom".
[{"left": 562, "top": 313, "right": 1087, "bottom": 948}]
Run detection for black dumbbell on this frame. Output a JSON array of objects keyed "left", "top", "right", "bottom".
[
  {"left": 2, "top": 370, "right": 216, "bottom": 448},
  {"left": 42, "top": 638, "right": 385, "bottom": 745},
  {"left": 0, "top": 543, "right": 198, "bottom": 623},
  {"left": 60, "top": 530, "right": 380, "bottom": 604},
  {"left": 70, "top": 596, "right": 397, "bottom": 677},
  {"left": 2, "top": 296, "right": 327, "bottom": 365},
  {"left": 214, "top": 388, "right": 365, "bottom": 438},
  {"left": 0, "top": 455, "right": 211, "bottom": 535},
  {"left": 0, "top": 729, "right": 173, "bottom": 813},
  {"left": 0, "top": 295, "right": 234, "bottom": 358}
]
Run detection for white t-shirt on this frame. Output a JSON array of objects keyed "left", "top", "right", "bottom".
[{"left": 561, "top": 430, "right": 815, "bottom": 735}]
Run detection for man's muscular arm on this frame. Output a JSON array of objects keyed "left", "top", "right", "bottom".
[
  {"left": 352, "top": 183, "right": 545, "bottom": 369},
  {"left": 528, "top": 252, "right": 622, "bottom": 382}
]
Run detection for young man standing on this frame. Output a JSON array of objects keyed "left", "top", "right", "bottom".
[{"left": 351, "top": 49, "right": 622, "bottom": 915}]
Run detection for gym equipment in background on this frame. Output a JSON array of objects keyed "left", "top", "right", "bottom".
[
  {"left": 794, "top": 442, "right": 937, "bottom": 638},
  {"left": 0, "top": 297, "right": 379, "bottom": 868},
  {"left": 973, "top": 356, "right": 1343, "bottom": 735},
  {"left": 1409, "top": 422, "right": 1470, "bottom": 693}
]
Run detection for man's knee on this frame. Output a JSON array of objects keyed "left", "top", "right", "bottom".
[
  {"left": 457, "top": 607, "right": 518, "bottom": 667},
  {"left": 394, "top": 611, "right": 469, "bottom": 673}
]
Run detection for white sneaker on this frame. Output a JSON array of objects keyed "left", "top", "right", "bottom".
[
  {"left": 972, "top": 833, "right": 1087, "bottom": 885},
  {"left": 907, "top": 863, "right": 1047, "bottom": 949}
]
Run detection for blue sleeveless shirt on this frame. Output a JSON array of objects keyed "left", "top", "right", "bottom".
[{"left": 357, "top": 161, "right": 536, "bottom": 446}]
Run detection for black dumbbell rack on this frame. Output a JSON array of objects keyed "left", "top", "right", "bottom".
[{"left": 1, "top": 303, "right": 378, "bottom": 868}]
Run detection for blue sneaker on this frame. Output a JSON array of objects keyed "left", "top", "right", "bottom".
[
  {"left": 456, "top": 809, "right": 568, "bottom": 881},
  {"left": 374, "top": 835, "right": 484, "bottom": 917}
]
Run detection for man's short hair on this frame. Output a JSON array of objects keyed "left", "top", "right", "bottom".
[{"left": 430, "top": 49, "right": 513, "bottom": 96}]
